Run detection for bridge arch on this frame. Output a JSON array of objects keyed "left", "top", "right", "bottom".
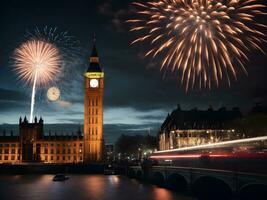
[
  {"left": 152, "top": 172, "right": 165, "bottom": 186},
  {"left": 166, "top": 173, "right": 188, "bottom": 192},
  {"left": 239, "top": 183, "right": 267, "bottom": 200},
  {"left": 136, "top": 170, "right": 143, "bottom": 180},
  {"left": 192, "top": 176, "right": 232, "bottom": 200},
  {"left": 127, "top": 168, "right": 136, "bottom": 178}
]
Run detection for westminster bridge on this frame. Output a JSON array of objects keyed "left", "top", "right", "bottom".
[{"left": 127, "top": 165, "right": 267, "bottom": 200}]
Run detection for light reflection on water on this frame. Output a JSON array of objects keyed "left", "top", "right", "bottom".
[{"left": 0, "top": 175, "right": 195, "bottom": 200}]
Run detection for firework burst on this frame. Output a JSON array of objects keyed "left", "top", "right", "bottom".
[
  {"left": 128, "top": 0, "right": 267, "bottom": 90},
  {"left": 13, "top": 39, "right": 61, "bottom": 85},
  {"left": 13, "top": 39, "right": 61, "bottom": 122}
]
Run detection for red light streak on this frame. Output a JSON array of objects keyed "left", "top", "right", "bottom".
[
  {"left": 150, "top": 152, "right": 267, "bottom": 160},
  {"left": 150, "top": 154, "right": 201, "bottom": 159}
]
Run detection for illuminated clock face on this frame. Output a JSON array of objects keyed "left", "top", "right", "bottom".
[
  {"left": 90, "top": 79, "right": 99, "bottom": 88},
  {"left": 47, "top": 87, "right": 60, "bottom": 101}
]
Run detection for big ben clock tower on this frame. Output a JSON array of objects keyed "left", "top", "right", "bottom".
[{"left": 84, "top": 41, "right": 104, "bottom": 162}]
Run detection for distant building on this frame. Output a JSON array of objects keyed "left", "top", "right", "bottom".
[
  {"left": 104, "top": 144, "right": 114, "bottom": 162},
  {"left": 158, "top": 105, "right": 242, "bottom": 151}
]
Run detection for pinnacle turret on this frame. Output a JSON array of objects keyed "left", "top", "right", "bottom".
[{"left": 87, "top": 36, "right": 102, "bottom": 72}]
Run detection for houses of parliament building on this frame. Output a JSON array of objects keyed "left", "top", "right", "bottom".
[{"left": 0, "top": 42, "right": 104, "bottom": 164}]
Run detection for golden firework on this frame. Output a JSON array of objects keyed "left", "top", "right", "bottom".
[
  {"left": 128, "top": 0, "right": 267, "bottom": 90},
  {"left": 13, "top": 39, "right": 61, "bottom": 122},
  {"left": 13, "top": 39, "right": 61, "bottom": 85}
]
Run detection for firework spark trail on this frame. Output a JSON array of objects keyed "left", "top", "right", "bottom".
[
  {"left": 26, "top": 26, "right": 81, "bottom": 62},
  {"left": 30, "top": 71, "right": 38, "bottom": 123},
  {"left": 13, "top": 40, "right": 61, "bottom": 122},
  {"left": 128, "top": 0, "right": 267, "bottom": 91}
]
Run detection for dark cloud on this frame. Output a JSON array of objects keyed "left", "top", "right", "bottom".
[
  {"left": 137, "top": 115, "right": 165, "bottom": 121},
  {"left": 0, "top": 101, "right": 27, "bottom": 112},
  {"left": 0, "top": 122, "right": 159, "bottom": 143},
  {"left": 98, "top": 0, "right": 131, "bottom": 33},
  {"left": 57, "top": 118, "right": 83, "bottom": 124},
  {"left": 0, "top": 88, "right": 29, "bottom": 113},
  {"left": 104, "top": 123, "right": 159, "bottom": 143},
  {"left": 0, "top": 88, "right": 27, "bottom": 102}
]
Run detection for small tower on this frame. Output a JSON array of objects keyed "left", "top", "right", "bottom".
[
  {"left": 84, "top": 38, "right": 104, "bottom": 162},
  {"left": 19, "top": 116, "right": 44, "bottom": 162}
]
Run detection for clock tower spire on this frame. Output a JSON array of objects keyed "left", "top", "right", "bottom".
[{"left": 84, "top": 38, "right": 104, "bottom": 162}]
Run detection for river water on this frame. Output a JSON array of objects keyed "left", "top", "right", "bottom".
[{"left": 0, "top": 175, "right": 195, "bottom": 200}]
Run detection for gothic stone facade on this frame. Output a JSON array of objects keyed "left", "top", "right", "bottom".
[{"left": 0, "top": 117, "right": 83, "bottom": 164}]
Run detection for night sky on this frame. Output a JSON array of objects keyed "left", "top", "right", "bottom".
[{"left": 0, "top": 0, "right": 267, "bottom": 143}]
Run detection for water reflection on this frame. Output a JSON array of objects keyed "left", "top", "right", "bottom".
[
  {"left": 153, "top": 188, "right": 173, "bottom": 200},
  {"left": 0, "top": 175, "right": 195, "bottom": 200},
  {"left": 108, "top": 175, "right": 120, "bottom": 185}
]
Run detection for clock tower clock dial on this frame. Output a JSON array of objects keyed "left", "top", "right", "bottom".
[
  {"left": 84, "top": 41, "right": 104, "bottom": 162},
  {"left": 90, "top": 79, "right": 99, "bottom": 88}
]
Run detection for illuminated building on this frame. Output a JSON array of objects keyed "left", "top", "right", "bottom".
[
  {"left": 84, "top": 41, "right": 104, "bottom": 162},
  {"left": 0, "top": 42, "right": 104, "bottom": 164},
  {"left": 158, "top": 105, "right": 242, "bottom": 151},
  {"left": 0, "top": 117, "right": 83, "bottom": 164}
]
